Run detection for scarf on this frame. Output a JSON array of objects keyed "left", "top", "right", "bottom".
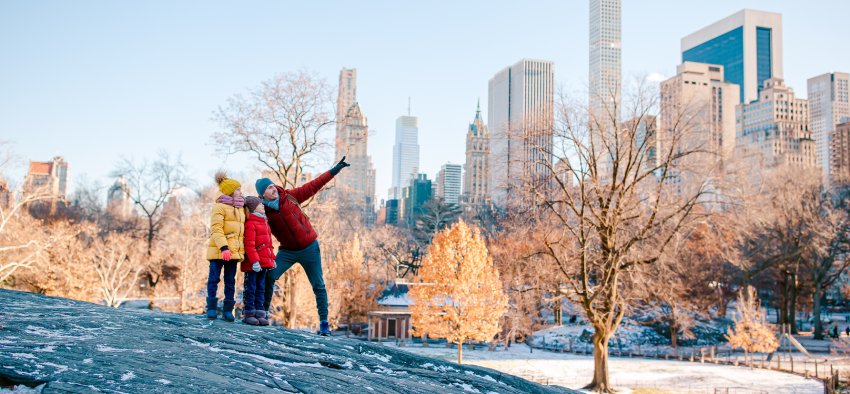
[
  {"left": 216, "top": 194, "right": 245, "bottom": 208},
  {"left": 262, "top": 197, "right": 280, "bottom": 211},
  {"left": 252, "top": 212, "right": 267, "bottom": 220}
]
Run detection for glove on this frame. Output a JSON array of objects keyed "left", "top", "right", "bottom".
[
  {"left": 221, "top": 250, "right": 232, "bottom": 261},
  {"left": 252, "top": 262, "right": 261, "bottom": 272},
  {"left": 330, "top": 156, "right": 351, "bottom": 175}
]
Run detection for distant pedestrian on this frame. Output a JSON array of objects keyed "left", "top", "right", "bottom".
[{"left": 845, "top": 326, "right": 849, "bottom": 337}]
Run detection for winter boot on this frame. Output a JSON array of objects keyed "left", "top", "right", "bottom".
[
  {"left": 222, "top": 300, "right": 236, "bottom": 322},
  {"left": 242, "top": 310, "right": 259, "bottom": 326},
  {"left": 255, "top": 310, "right": 269, "bottom": 326},
  {"left": 318, "top": 320, "right": 331, "bottom": 336},
  {"left": 205, "top": 297, "right": 218, "bottom": 320}
]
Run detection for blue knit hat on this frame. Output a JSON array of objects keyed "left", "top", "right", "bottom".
[{"left": 255, "top": 178, "right": 275, "bottom": 197}]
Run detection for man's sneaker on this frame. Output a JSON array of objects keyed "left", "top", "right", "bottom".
[{"left": 318, "top": 321, "right": 331, "bottom": 336}]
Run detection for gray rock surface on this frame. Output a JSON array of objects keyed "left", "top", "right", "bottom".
[{"left": 0, "top": 289, "right": 576, "bottom": 393}]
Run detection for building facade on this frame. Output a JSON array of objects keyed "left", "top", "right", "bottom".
[
  {"left": 402, "top": 173, "right": 432, "bottom": 226},
  {"left": 589, "top": 0, "right": 622, "bottom": 119},
  {"left": 832, "top": 122, "right": 850, "bottom": 186},
  {"left": 391, "top": 115, "right": 420, "bottom": 200},
  {"left": 808, "top": 72, "right": 850, "bottom": 185},
  {"left": 335, "top": 68, "right": 376, "bottom": 224},
  {"left": 660, "top": 62, "right": 740, "bottom": 162},
  {"left": 682, "top": 9, "right": 783, "bottom": 104},
  {"left": 736, "top": 78, "right": 816, "bottom": 168},
  {"left": 24, "top": 156, "right": 68, "bottom": 200},
  {"left": 435, "top": 163, "right": 462, "bottom": 206},
  {"left": 488, "top": 59, "right": 554, "bottom": 207},
  {"left": 463, "top": 103, "right": 490, "bottom": 210},
  {"left": 106, "top": 176, "right": 133, "bottom": 219}
]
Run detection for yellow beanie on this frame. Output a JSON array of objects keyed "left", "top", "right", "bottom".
[{"left": 215, "top": 171, "right": 241, "bottom": 195}]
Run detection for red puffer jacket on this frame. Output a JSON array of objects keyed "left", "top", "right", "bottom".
[
  {"left": 241, "top": 213, "right": 275, "bottom": 272},
  {"left": 266, "top": 171, "right": 334, "bottom": 251}
]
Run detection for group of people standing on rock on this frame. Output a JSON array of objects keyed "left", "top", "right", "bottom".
[{"left": 203, "top": 157, "right": 350, "bottom": 336}]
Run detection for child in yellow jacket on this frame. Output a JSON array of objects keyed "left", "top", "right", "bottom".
[{"left": 205, "top": 171, "right": 246, "bottom": 322}]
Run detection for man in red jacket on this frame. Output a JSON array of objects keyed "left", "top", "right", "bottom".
[{"left": 256, "top": 157, "right": 349, "bottom": 336}]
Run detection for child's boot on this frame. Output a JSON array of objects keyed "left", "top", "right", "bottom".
[
  {"left": 255, "top": 310, "right": 269, "bottom": 326},
  {"left": 222, "top": 300, "right": 236, "bottom": 322},
  {"left": 242, "top": 310, "right": 259, "bottom": 325},
  {"left": 206, "top": 297, "right": 218, "bottom": 320}
]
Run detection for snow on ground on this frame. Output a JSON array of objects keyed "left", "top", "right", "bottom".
[{"left": 384, "top": 343, "right": 823, "bottom": 394}]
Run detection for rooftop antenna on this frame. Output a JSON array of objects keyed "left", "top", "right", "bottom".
[{"left": 408, "top": 96, "right": 411, "bottom": 116}]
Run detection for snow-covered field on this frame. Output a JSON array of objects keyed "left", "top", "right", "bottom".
[{"left": 384, "top": 343, "right": 823, "bottom": 394}]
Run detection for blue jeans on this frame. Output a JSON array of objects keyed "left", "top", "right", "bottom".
[
  {"left": 206, "top": 260, "right": 237, "bottom": 302},
  {"left": 263, "top": 240, "right": 328, "bottom": 321},
  {"left": 243, "top": 270, "right": 267, "bottom": 312}
]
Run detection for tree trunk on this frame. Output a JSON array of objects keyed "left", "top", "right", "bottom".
[
  {"left": 457, "top": 340, "right": 463, "bottom": 364},
  {"left": 147, "top": 272, "right": 158, "bottom": 310},
  {"left": 671, "top": 321, "right": 678, "bottom": 349},
  {"left": 814, "top": 281, "right": 824, "bottom": 340},
  {"left": 586, "top": 330, "right": 612, "bottom": 392},
  {"left": 790, "top": 270, "right": 798, "bottom": 334},
  {"left": 554, "top": 297, "right": 562, "bottom": 326}
]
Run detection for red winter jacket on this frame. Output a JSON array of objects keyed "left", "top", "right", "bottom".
[
  {"left": 266, "top": 171, "right": 334, "bottom": 251},
  {"left": 241, "top": 213, "right": 275, "bottom": 272}
]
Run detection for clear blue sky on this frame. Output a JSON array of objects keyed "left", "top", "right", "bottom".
[{"left": 2, "top": 1, "right": 848, "bottom": 202}]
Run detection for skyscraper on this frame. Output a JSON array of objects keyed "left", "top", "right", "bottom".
[
  {"left": 660, "top": 62, "right": 740, "bottom": 162},
  {"left": 391, "top": 113, "right": 420, "bottom": 200},
  {"left": 736, "top": 78, "right": 815, "bottom": 168},
  {"left": 403, "top": 173, "right": 432, "bottom": 226},
  {"left": 808, "top": 72, "right": 850, "bottom": 185},
  {"left": 589, "top": 0, "right": 622, "bottom": 118},
  {"left": 488, "top": 59, "right": 554, "bottom": 207},
  {"left": 463, "top": 102, "right": 490, "bottom": 210},
  {"left": 335, "top": 68, "right": 376, "bottom": 224},
  {"left": 832, "top": 121, "right": 850, "bottom": 186},
  {"left": 107, "top": 176, "right": 133, "bottom": 219},
  {"left": 682, "top": 9, "right": 783, "bottom": 104},
  {"left": 435, "top": 163, "right": 462, "bottom": 206}
]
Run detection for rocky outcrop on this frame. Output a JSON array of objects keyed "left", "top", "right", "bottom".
[{"left": 0, "top": 289, "right": 575, "bottom": 393}]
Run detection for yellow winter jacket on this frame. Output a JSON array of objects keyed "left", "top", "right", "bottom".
[{"left": 206, "top": 199, "right": 247, "bottom": 261}]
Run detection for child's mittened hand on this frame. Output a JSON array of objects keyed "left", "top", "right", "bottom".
[
  {"left": 221, "top": 250, "right": 232, "bottom": 261},
  {"left": 252, "top": 262, "right": 261, "bottom": 272}
]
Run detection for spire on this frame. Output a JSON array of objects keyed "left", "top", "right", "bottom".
[{"left": 476, "top": 98, "right": 480, "bottom": 115}]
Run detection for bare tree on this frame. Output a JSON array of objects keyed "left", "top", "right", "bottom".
[
  {"left": 0, "top": 185, "right": 61, "bottom": 283},
  {"left": 213, "top": 70, "right": 335, "bottom": 190},
  {"left": 111, "top": 151, "right": 188, "bottom": 310},
  {"left": 94, "top": 233, "right": 144, "bottom": 308},
  {"left": 532, "top": 81, "right": 711, "bottom": 392}
]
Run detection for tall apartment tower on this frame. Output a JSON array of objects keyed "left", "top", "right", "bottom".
[
  {"left": 660, "top": 62, "right": 741, "bottom": 162},
  {"left": 682, "top": 9, "right": 783, "bottom": 104},
  {"left": 488, "top": 59, "right": 555, "bottom": 207},
  {"left": 736, "top": 78, "right": 815, "bottom": 168},
  {"left": 832, "top": 122, "right": 850, "bottom": 186},
  {"left": 589, "top": 0, "right": 622, "bottom": 119},
  {"left": 335, "top": 68, "right": 376, "bottom": 223},
  {"left": 463, "top": 102, "right": 490, "bottom": 210},
  {"left": 435, "top": 163, "right": 462, "bottom": 206},
  {"left": 391, "top": 114, "right": 420, "bottom": 200},
  {"left": 106, "top": 176, "right": 133, "bottom": 219},
  {"left": 807, "top": 72, "right": 850, "bottom": 185}
]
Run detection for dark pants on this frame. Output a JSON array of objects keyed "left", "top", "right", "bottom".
[
  {"left": 263, "top": 240, "right": 328, "bottom": 321},
  {"left": 243, "top": 270, "right": 267, "bottom": 312},
  {"left": 207, "top": 260, "right": 237, "bottom": 302}
]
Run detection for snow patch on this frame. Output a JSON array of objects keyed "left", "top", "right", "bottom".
[
  {"left": 361, "top": 351, "right": 391, "bottom": 363},
  {"left": 41, "top": 362, "right": 69, "bottom": 374},
  {"left": 34, "top": 345, "right": 56, "bottom": 353},
  {"left": 451, "top": 383, "right": 481, "bottom": 393},
  {"left": 120, "top": 371, "right": 135, "bottom": 381},
  {"left": 156, "top": 379, "right": 172, "bottom": 384},
  {"left": 82, "top": 358, "right": 93, "bottom": 364},
  {"left": 11, "top": 353, "right": 36, "bottom": 359}
]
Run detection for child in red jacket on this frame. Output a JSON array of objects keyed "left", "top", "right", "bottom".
[{"left": 241, "top": 196, "right": 276, "bottom": 326}]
